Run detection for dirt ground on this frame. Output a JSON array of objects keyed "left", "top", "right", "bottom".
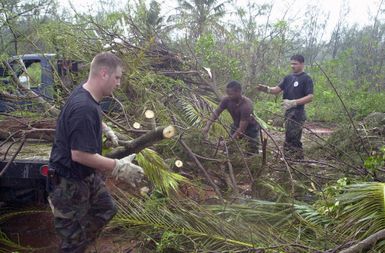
[
  {"left": 0, "top": 208, "right": 57, "bottom": 253},
  {"left": 0, "top": 208, "right": 135, "bottom": 253}
]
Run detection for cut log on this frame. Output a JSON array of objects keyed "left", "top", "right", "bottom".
[
  {"left": 144, "top": 110, "right": 156, "bottom": 129},
  {"left": 105, "top": 125, "right": 176, "bottom": 159},
  {"left": 338, "top": 228, "right": 385, "bottom": 253}
]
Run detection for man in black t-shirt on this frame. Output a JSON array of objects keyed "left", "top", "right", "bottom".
[
  {"left": 203, "top": 80, "right": 260, "bottom": 154},
  {"left": 256, "top": 54, "right": 314, "bottom": 159},
  {"left": 49, "top": 52, "right": 144, "bottom": 252}
]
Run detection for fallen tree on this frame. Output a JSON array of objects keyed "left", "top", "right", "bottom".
[{"left": 106, "top": 125, "right": 176, "bottom": 159}]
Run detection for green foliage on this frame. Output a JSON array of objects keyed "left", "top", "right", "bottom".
[
  {"left": 0, "top": 0, "right": 57, "bottom": 55},
  {"left": 273, "top": 20, "right": 288, "bottom": 30},
  {"left": 2, "top": 2, "right": 385, "bottom": 251},
  {"left": 171, "top": 0, "right": 229, "bottom": 39},
  {"left": 23, "top": 62, "right": 41, "bottom": 88},
  {"left": 136, "top": 149, "right": 188, "bottom": 195},
  {"left": 0, "top": 230, "right": 29, "bottom": 253},
  {"left": 210, "top": 199, "right": 332, "bottom": 250},
  {"left": 37, "top": 20, "right": 98, "bottom": 61},
  {"left": 195, "top": 33, "right": 242, "bottom": 81},
  {"left": 131, "top": 0, "right": 164, "bottom": 40},
  {"left": 254, "top": 95, "right": 282, "bottom": 124},
  {"left": 7, "top": 110, "right": 42, "bottom": 118},
  {"left": 313, "top": 177, "right": 348, "bottom": 217},
  {"left": 177, "top": 95, "right": 231, "bottom": 137},
  {"left": 111, "top": 188, "right": 304, "bottom": 252},
  {"left": 348, "top": 91, "right": 385, "bottom": 120},
  {"left": 364, "top": 146, "right": 385, "bottom": 174},
  {"left": 305, "top": 52, "right": 385, "bottom": 122},
  {"left": 334, "top": 182, "right": 385, "bottom": 244}
]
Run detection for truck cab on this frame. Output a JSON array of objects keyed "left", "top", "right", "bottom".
[{"left": 0, "top": 54, "right": 80, "bottom": 112}]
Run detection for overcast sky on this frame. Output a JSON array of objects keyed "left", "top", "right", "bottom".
[{"left": 59, "top": 0, "right": 382, "bottom": 39}]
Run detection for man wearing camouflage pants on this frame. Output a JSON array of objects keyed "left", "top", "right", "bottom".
[
  {"left": 256, "top": 54, "right": 314, "bottom": 159},
  {"left": 49, "top": 52, "right": 144, "bottom": 252}
]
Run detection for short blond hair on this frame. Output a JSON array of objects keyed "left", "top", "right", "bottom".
[{"left": 90, "top": 52, "right": 122, "bottom": 76}]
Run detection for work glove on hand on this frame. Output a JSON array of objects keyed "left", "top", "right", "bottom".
[
  {"left": 104, "top": 126, "right": 119, "bottom": 147},
  {"left": 282, "top": 99, "right": 297, "bottom": 110},
  {"left": 256, "top": 84, "right": 270, "bottom": 93},
  {"left": 112, "top": 154, "right": 144, "bottom": 187}
]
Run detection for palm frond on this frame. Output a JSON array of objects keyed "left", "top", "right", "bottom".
[
  {"left": 179, "top": 98, "right": 204, "bottom": 127},
  {"left": 110, "top": 188, "right": 302, "bottom": 252},
  {"left": 0, "top": 230, "right": 37, "bottom": 253},
  {"left": 254, "top": 113, "right": 269, "bottom": 130},
  {"left": 209, "top": 199, "right": 333, "bottom": 249},
  {"left": 178, "top": 95, "right": 232, "bottom": 137},
  {"left": 137, "top": 148, "right": 188, "bottom": 195},
  {"left": 335, "top": 182, "right": 385, "bottom": 242}
]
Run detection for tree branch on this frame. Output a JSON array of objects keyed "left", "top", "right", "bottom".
[{"left": 338, "top": 229, "right": 385, "bottom": 253}]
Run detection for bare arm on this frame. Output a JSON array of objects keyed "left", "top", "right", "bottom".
[
  {"left": 71, "top": 150, "right": 116, "bottom": 173},
  {"left": 268, "top": 86, "right": 282, "bottom": 95},
  {"left": 203, "top": 107, "right": 224, "bottom": 133},
  {"left": 256, "top": 84, "right": 282, "bottom": 95},
  {"left": 294, "top": 94, "right": 313, "bottom": 105},
  {"left": 232, "top": 120, "right": 249, "bottom": 139}
]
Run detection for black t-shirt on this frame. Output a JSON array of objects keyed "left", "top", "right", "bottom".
[
  {"left": 278, "top": 72, "right": 314, "bottom": 110},
  {"left": 218, "top": 96, "right": 258, "bottom": 128},
  {"left": 49, "top": 85, "right": 102, "bottom": 179}
]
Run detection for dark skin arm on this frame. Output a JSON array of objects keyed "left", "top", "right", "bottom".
[
  {"left": 232, "top": 119, "right": 249, "bottom": 139},
  {"left": 203, "top": 107, "right": 224, "bottom": 137}
]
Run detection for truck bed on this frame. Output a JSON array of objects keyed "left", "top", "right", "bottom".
[
  {"left": 0, "top": 140, "right": 51, "bottom": 161},
  {"left": 0, "top": 141, "right": 51, "bottom": 204}
]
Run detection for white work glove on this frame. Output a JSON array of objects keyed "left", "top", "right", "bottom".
[
  {"left": 103, "top": 126, "right": 119, "bottom": 147},
  {"left": 283, "top": 99, "right": 297, "bottom": 110},
  {"left": 112, "top": 154, "right": 144, "bottom": 187}
]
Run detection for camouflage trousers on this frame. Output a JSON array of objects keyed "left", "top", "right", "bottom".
[
  {"left": 48, "top": 173, "right": 117, "bottom": 253},
  {"left": 284, "top": 108, "right": 306, "bottom": 159}
]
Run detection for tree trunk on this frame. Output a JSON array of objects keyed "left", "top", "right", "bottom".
[
  {"left": 339, "top": 228, "right": 385, "bottom": 253},
  {"left": 106, "top": 125, "right": 176, "bottom": 159}
]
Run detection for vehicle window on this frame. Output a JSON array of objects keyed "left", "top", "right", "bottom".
[{"left": 25, "top": 62, "right": 41, "bottom": 88}]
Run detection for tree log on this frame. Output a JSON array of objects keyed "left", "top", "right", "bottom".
[
  {"left": 105, "top": 125, "right": 176, "bottom": 159},
  {"left": 339, "top": 229, "right": 385, "bottom": 253}
]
